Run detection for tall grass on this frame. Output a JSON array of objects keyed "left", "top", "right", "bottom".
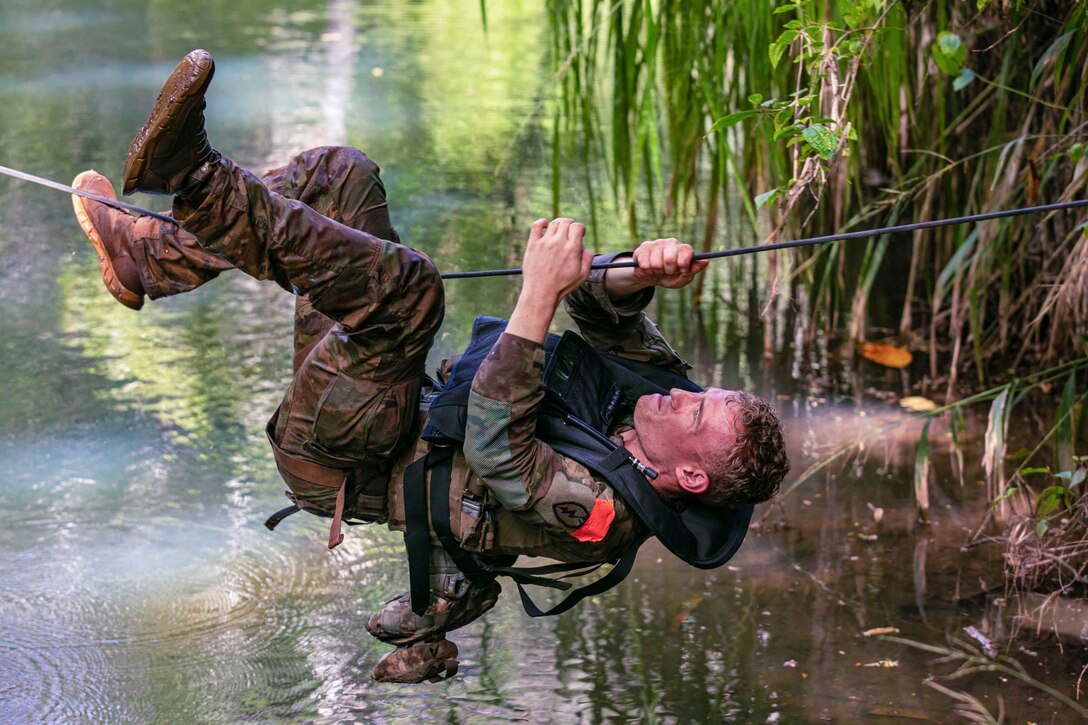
[{"left": 544, "top": 0, "right": 1088, "bottom": 393}]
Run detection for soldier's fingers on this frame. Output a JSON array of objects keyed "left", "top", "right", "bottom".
[
  {"left": 648, "top": 244, "right": 664, "bottom": 273},
  {"left": 630, "top": 245, "right": 647, "bottom": 276},
  {"left": 570, "top": 222, "right": 586, "bottom": 245},
  {"left": 580, "top": 248, "right": 593, "bottom": 278},
  {"left": 554, "top": 217, "right": 573, "bottom": 243},
  {"left": 529, "top": 218, "right": 548, "bottom": 242},
  {"left": 691, "top": 259, "right": 710, "bottom": 275},
  {"left": 546, "top": 217, "right": 566, "bottom": 238},
  {"left": 677, "top": 243, "right": 695, "bottom": 271},
  {"left": 662, "top": 242, "right": 679, "bottom": 275}
]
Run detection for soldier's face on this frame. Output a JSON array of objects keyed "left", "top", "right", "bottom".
[{"left": 632, "top": 388, "right": 740, "bottom": 481}]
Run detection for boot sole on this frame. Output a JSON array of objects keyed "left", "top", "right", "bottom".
[
  {"left": 122, "top": 49, "right": 215, "bottom": 196},
  {"left": 72, "top": 171, "right": 144, "bottom": 311},
  {"left": 371, "top": 639, "right": 459, "bottom": 683}
]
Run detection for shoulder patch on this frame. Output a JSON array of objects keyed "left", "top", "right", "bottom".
[
  {"left": 552, "top": 501, "right": 590, "bottom": 529},
  {"left": 570, "top": 498, "right": 616, "bottom": 542},
  {"left": 533, "top": 467, "right": 613, "bottom": 532}
]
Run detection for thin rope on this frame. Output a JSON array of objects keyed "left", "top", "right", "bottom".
[
  {"left": 3, "top": 162, "right": 1087, "bottom": 279},
  {"left": 0, "top": 164, "right": 176, "bottom": 224}
]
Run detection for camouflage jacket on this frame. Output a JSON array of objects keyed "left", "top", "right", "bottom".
[{"left": 386, "top": 254, "right": 691, "bottom": 564}]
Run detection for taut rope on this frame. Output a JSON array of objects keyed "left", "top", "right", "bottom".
[{"left": 3, "top": 163, "right": 1087, "bottom": 279}]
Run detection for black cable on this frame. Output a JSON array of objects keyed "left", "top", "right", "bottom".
[
  {"left": 4, "top": 162, "right": 1087, "bottom": 279},
  {"left": 441, "top": 197, "right": 1088, "bottom": 278}
]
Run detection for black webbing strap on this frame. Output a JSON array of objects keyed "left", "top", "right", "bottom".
[
  {"left": 427, "top": 446, "right": 498, "bottom": 582},
  {"left": 403, "top": 453, "right": 433, "bottom": 616},
  {"left": 427, "top": 447, "right": 575, "bottom": 592},
  {"left": 264, "top": 504, "right": 301, "bottom": 531},
  {"left": 514, "top": 533, "right": 649, "bottom": 618}
]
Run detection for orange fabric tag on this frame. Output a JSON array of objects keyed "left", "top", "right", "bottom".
[{"left": 570, "top": 498, "right": 616, "bottom": 542}]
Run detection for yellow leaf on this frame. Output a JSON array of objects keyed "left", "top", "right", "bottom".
[
  {"left": 861, "top": 342, "right": 913, "bottom": 369},
  {"left": 899, "top": 396, "right": 937, "bottom": 412},
  {"left": 861, "top": 626, "right": 900, "bottom": 637}
]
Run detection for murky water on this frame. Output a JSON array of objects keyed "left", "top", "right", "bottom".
[{"left": 1, "top": 2, "right": 1085, "bottom": 722}]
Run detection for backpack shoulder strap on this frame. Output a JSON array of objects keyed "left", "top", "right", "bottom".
[{"left": 406, "top": 441, "right": 649, "bottom": 617}]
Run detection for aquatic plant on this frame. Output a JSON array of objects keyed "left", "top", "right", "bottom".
[{"left": 543, "top": 0, "right": 1088, "bottom": 392}]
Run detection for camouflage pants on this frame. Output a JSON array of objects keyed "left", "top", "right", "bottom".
[{"left": 141, "top": 146, "right": 444, "bottom": 470}]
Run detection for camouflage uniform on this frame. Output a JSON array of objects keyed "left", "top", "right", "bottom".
[
  {"left": 123, "top": 146, "right": 403, "bottom": 374},
  {"left": 138, "top": 145, "right": 689, "bottom": 625}
]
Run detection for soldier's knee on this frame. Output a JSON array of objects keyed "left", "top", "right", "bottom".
[{"left": 319, "top": 146, "right": 381, "bottom": 179}]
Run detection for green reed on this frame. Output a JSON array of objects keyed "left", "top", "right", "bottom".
[{"left": 542, "top": 0, "right": 1088, "bottom": 392}]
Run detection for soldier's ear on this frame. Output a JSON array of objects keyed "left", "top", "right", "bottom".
[{"left": 675, "top": 465, "right": 709, "bottom": 496}]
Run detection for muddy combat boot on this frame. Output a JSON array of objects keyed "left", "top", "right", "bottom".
[
  {"left": 71, "top": 170, "right": 146, "bottom": 310},
  {"left": 365, "top": 579, "right": 502, "bottom": 647},
  {"left": 122, "top": 49, "right": 217, "bottom": 196},
  {"left": 371, "top": 638, "right": 459, "bottom": 684}
]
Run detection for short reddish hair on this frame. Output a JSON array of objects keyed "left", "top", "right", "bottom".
[{"left": 701, "top": 391, "right": 788, "bottom": 508}]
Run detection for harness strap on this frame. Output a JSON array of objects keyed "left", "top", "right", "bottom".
[
  {"left": 404, "top": 452, "right": 434, "bottom": 616},
  {"left": 514, "top": 533, "right": 648, "bottom": 618},
  {"left": 264, "top": 504, "right": 301, "bottom": 531},
  {"left": 427, "top": 446, "right": 498, "bottom": 585}
]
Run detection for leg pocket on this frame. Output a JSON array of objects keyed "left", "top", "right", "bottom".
[{"left": 310, "top": 370, "right": 419, "bottom": 460}]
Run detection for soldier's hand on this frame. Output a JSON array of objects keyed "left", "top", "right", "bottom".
[
  {"left": 522, "top": 218, "right": 593, "bottom": 302},
  {"left": 631, "top": 238, "right": 708, "bottom": 289}
]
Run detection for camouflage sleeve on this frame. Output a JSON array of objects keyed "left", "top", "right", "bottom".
[
  {"left": 563, "top": 252, "right": 691, "bottom": 374},
  {"left": 463, "top": 333, "right": 619, "bottom": 540}
]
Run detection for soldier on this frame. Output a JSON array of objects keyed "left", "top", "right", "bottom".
[{"left": 73, "top": 50, "right": 789, "bottom": 683}]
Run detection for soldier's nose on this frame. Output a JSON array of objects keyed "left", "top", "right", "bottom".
[{"left": 669, "top": 388, "right": 694, "bottom": 404}]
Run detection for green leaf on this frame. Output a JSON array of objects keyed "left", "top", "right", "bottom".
[
  {"left": 932, "top": 31, "right": 967, "bottom": 75},
  {"left": 1020, "top": 466, "right": 1050, "bottom": 475},
  {"left": 748, "top": 93, "right": 763, "bottom": 105},
  {"left": 773, "top": 4, "right": 797, "bottom": 14},
  {"left": 977, "top": 0, "right": 991, "bottom": 9},
  {"left": 1057, "top": 469, "right": 1087, "bottom": 488},
  {"left": 1070, "top": 143, "right": 1085, "bottom": 163},
  {"left": 914, "top": 418, "right": 932, "bottom": 521},
  {"left": 769, "top": 42, "right": 787, "bottom": 68},
  {"left": 1036, "top": 519, "right": 1048, "bottom": 537},
  {"left": 709, "top": 109, "right": 760, "bottom": 132},
  {"left": 773, "top": 124, "right": 802, "bottom": 141},
  {"left": 769, "top": 29, "right": 798, "bottom": 68},
  {"left": 754, "top": 188, "right": 780, "bottom": 208},
  {"left": 843, "top": 0, "right": 879, "bottom": 28},
  {"left": 1036, "top": 485, "right": 1071, "bottom": 517},
  {"left": 801, "top": 123, "right": 839, "bottom": 159},
  {"left": 952, "top": 68, "right": 975, "bottom": 91},
  {"left": 1030, "top": 31, "right": 1073, "bottom": 89},
  {"left": 984, "top": 386, "right": 1011, "bottom": 497}
]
